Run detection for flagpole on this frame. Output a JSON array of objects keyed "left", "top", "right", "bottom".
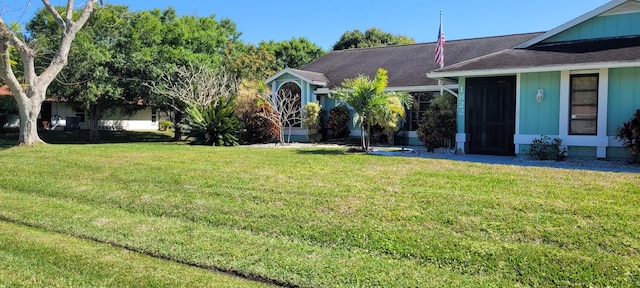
[
  {"left": 440, "top": 9, "right": 443, "bottom": 32},
  {"left": 439, "top": 10, "right": 444, "bottom": 94}
]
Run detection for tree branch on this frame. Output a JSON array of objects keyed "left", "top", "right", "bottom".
[
  {"left": 0, "top": 17, "right": 35, "bottom": 96},
  {"left": 42, "top": 0, "right": 67, "bottom": 30},
  {"left": 66, "top": 0, "right": 74, "bottom": 21},
  {"left": 39, "top": 0, "right": 97, "bottom": 87},
  {"left": 146, "top": 64, "right": 240, "bottom": 111}
]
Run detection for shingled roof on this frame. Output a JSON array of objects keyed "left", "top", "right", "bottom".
[
  {"left": 299, "top": 32, "right": 543, "bottom": 89},
  {"left": 431, "top": 36, "right": 640, "bottom": 76}
]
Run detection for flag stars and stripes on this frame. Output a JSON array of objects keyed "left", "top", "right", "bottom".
[{"left": 435, "top": 12, "right": 445, "bottom": 69}]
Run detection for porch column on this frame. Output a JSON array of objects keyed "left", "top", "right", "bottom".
[
  {"left": 456, "top": 78, "right": 466, "bottom": 153},
  {"left": 596, "top": 68, "right": 609, "bottom": 159}
]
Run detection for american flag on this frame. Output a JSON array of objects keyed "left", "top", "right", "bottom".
[{"left": 435, "top": 20, "right": 445, "bottom": 69}]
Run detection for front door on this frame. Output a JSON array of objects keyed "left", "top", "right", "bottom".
[{"left": 466, "top": 76, "right": 516, "bottom": 156}]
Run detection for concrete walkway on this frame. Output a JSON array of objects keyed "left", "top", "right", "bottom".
[{"left": 369, "top": 146, "right": 640, "bottom": 173}]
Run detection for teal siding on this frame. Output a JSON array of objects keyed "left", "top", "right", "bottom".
[
  {"left": 545, "top": 12, "right": 640, "bottom": 42},
  {"left": 321, "top": 96, "right": 337, "bottom": 124},
  {"left": 567, "top": 146, "right": 597, "bottom": 159},
  {"left": 607, "top": 147, "right": 633, "bottom": 161},
  {"left": 519, "top": 72, "right": 561, "bottom": 135},
  {"left": 518, "top": 144, "right": 531, "bottom": 156},
  {"left": 608, "top": 67, "right": 640, "bottom": 135}
]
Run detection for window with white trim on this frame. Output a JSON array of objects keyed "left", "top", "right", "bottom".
[{"left": 569, "top": 74, "right": 598, "bottom": 135}]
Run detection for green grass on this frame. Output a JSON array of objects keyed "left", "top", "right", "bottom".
[
  {"left": 0, "top": 221, "right": 265, "bottom": 287},
  {"left": 0, "top": 135, "right": 638, "bottom": 287}
]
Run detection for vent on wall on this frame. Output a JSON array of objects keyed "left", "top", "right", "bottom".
[{"left": 601, "top": 1, "right": 640, "bottom": 16}]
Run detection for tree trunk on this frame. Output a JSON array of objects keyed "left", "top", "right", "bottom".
[
  {"left": 16, "top": 94, "right": 45, "bottom": 146},
  {"left": 88, "top": 103, "right": 100, "bottom": 144},
  {"left": 173, "top": 110, "right": 183, "bottom": 141},
  {"left": 360, "top": 126, "right": 366, "bottom": 151},
  {"left": 366, "top": 122, "right": 371, "bottom": 151}
]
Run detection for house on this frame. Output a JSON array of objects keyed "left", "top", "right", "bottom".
[
  {"left": 266, "top": 32, "right": 542, "bottom": 144},
  {"left": 428, "top": 0, "right": 640, "bottom": 159},
  {"left": 1, "top": 96, "right": 159, "bottom": 131},
  {"left": 39, "top": 101, "right": 159, "bottom": 131},
  {"left": 266, "top": 0, "right": 640, "bottom": 160}
]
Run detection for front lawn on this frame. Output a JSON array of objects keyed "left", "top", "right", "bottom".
[
  {"left": 0, "top": 142, "right": 638, "bottom": 287},
  {"left": 0, "top": 221, "right": 264, "bottom": 287}
]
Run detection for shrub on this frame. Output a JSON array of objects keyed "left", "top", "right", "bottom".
[
  {"left": 186, "top": 96, "right": 242, "bottom": 146},
  {"left": 158, "top": 120, "right": 173, "bottom": 131},
  {"left": 416, "top": 92, "right": 456, "bottom": 149},
  {"left": 326, "top": 106, "right": 351, "bottom": 139},
  {"left": 236, "top": 95, "right": 279, "bottom": 144},
  {"left": 615, "top": 110, "right": 640, "bottom": 163},
  {"left": 303, "top": 101, "right": 322, "bottom": 142},
  {"left": 528, "top": 135, "right": 567, "bottom": 161},
  {"left": 371, "top": 96, "right": 406, "bottom": 145}
]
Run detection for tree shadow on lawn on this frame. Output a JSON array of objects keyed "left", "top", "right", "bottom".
[
  {"left": 0, "top": 129, "right": 173, "bottom": 150},
  {"left": 295, "top": 149, "right": 352, "bottom": 156}
]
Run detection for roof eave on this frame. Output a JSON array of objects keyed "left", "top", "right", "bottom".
[
  {"left": 515, "top": 0, "right": 629, "bottom": 48},
  {"left": 427, "top": 60, "right": 640, "bottom": 78},
  {"left": 310, "top": 80, "right": 328, "bottom": 86},
  {"left": 265, "top": 68, "right": 329, "bottom": 87}
]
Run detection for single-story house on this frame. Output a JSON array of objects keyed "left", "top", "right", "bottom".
[
  {"left": 2, "top": 96, "right": 159, "bottom": 131},
  {"left": 38, "top": 101, "right": 160, "bottom": 131},
  {"left": 266, "top": 0, "right": 640, "bottom": 160}
]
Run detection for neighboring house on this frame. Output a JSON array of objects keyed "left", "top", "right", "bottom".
[
  {"left": 1, "top": 97, "right": 159, "bottom": 131},
  {"left": 39, "top": 101, "right": 159, "bottom": 131},
  {"left": 266, "top": 0, "right": 640, "bottom": 160}
]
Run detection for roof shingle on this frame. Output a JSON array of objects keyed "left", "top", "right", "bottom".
[{"left": 300, "top": 32, "right": 543, "bottom": 88}]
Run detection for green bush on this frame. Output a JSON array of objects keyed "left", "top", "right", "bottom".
[
  {"left": 528, "top": 135, "right": 567, "bottom": 161},
  {"left": 326, "top": 106, "right": 350, "bottom": 139},
  {"left": 158, "top": 120, "right": 173, "bottom": 131},
  {"left": 186, "top": 97, "right": 242, "bottom": 146},
  {"left": 416, "top": 92, "right": 456, "bottom": 149},
  {"left": 303, "top": 101, "right": 322, "bottom": 142}
]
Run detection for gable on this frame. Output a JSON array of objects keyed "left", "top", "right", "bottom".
[
  {"left": 515, "top": 0, "right": 639, "bottom": 48},
  {"left": 265, "top": 68, "right": 329, "bottom": 87},
  {"left": 544, "top": 10, "right": 640, "bottom": 43}
]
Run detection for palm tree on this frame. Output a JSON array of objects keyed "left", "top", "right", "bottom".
[{"left": 332, "top": 68, "right": 413, "bottom": 150}]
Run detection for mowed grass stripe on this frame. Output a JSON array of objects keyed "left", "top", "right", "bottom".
[
  {"left": 0, "top": 143, "right": 638, "bottom": 286},
  {"left": 0, "top": 221, "right": 267, "bottom": 287},
  {"left": 0, "top": 191, "right": 506, "bottom": 287}
]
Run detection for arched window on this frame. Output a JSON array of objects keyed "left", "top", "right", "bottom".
[{"left": 277, "top": 82, "right": 302, "bottom": 128}]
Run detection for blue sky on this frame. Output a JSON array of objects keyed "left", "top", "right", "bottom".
[{"left": 2, "top": 0, "right": 608, "bottom": 50}]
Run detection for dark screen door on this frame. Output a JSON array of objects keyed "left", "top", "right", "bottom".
[{"left": 466, "top": 76, "right": 516, "bottom": 156}]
